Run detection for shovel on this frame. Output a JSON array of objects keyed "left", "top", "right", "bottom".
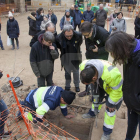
[{"left": 1, "top": 68, "right": 25, "bottom": 92}]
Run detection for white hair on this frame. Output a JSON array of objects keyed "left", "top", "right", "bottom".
[
  {"left": 100, "top": 4, "right": 103, "bottom": 7},
  {"left": 63, "top": 25, "right": 74, "bottom": 33}
]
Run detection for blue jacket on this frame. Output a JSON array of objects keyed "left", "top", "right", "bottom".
[
  {"left": 36, "top": 12, "right": 43, "bottom": 31},
  {"left": 60, "top": 16, "right": 74, "bottom": 30},
  {"left": 47, "top": 14, "right": 57, "bottom": 25},
  {"left": 115, "top": 0, "right": 120, "bottom": 2},
  {"left": 74, "top": 10, "right": 83, "bottom": 25},
  {"left": 7, "top": 18, "right": 19, "bottom": 38},
  {"left": 83, "top": 10, "right": 94, "bottom": 23},
  {"left": 26, "top": 86, "right": 67, "bottom": 116}
]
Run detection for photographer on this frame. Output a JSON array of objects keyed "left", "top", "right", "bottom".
[{"left": 78, "top": 21, "right": 109, "bottom": 97}]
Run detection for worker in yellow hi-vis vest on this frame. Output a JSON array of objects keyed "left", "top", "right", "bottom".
[{"left": 79, "top": 59, "right": 123, "bottom": 140}]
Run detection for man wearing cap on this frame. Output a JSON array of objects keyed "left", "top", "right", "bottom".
[
  {"left": 83, "top": 5, "right": 94, "bottom": 23},
  {"left": 79, "top": 59, "right": 123, "bottom": 140},
  {"left": 74, "top": 5, "right": 83, "bottom": 30},
  {"left": 18, "top": 86, "right": 76, "bottom": 121}
]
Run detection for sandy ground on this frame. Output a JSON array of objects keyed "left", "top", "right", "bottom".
[{"left": 0, "top": 11, "right": 138, "bottom": 140}]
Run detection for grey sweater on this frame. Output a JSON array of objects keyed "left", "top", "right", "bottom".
[
  {"left": 40, "top": 20, "right": 51, "bottom": 31},
  {"left": 111, "top": 18, "right": 127, "bottom": 33}
]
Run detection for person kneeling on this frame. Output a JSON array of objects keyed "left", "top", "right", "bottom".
[{"left": 18, "top": 86, "right": 76, "bottom": 122}]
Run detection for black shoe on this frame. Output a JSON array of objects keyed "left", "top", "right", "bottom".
[
  {"left": 1, "top": 47, "right": 4, "bottom": 50},
  {"left": 75, "top": 87, "right": 80, "bottom": 92},
  {"left": 65, "top": 87, "right": 70, "bottom": 91}
]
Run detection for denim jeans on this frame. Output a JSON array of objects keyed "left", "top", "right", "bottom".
[
  {"left": 0, "top": 35, "right": 4, "bottom": 49},
  {"left": 0, "top": 100, "right": 9, "bottom": 136},
  {"left": 109, "top": 25, "right": 112, "bottom": 34},
  {"left": 125, "top": 109, "right": 140, "bottom": 140}
]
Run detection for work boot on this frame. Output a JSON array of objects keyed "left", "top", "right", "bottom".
[
  {"left": 100, "top": 133, "right": 110, "bottom": 140},
  {"left": 75, "top": 87, "right": 80, "bottom": 92},
  {"left": 78, "top": 91, "right": 89, "bottom": 97}
]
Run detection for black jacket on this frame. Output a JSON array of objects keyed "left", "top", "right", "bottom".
[
  {"left": 85, "top": 24, "right": 109, "bottom": 60},
  {"left": 70, "top": 9, "right": 75, "bottom": 21},
  {"left": 7, "top": 18, "right": 19, "bottom": 38},
  {"left": 56, "top": 31, "right": 83, "bottom": 68},
  {"left": 123, "top": 39, "right": 140, "bottom": 114},
  {"left": 30, "top": 34, "right": 59, "bottom": 77},
  {"left": 30, "top": 30, "right": 57, "bottom": 47},
  {"left": 134, "top": 17, "right": 140, "bottom": 30},
  {"left": 28, "top": 14, "right": 37, "bottom": 36}
]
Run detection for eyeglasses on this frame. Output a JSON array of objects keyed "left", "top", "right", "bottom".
[
  {"left": 83, "top": 32, "right": 91, "bottom": 38},
  {"left": 65, "top": 34, "right": 73, "bottom": 38}
]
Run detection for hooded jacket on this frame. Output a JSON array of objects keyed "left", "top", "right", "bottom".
[
  {"left": 80, "top": 59, "right": 123, "bottom": 109},
  {"left": 56, "top": 31, "right": 82, "bottom": 68},
  {"left": 111, "top": 18, "right": 127, "bottom": 33},
  {"left": 28, "top": 14, "right": 37, "bottom": 36},
  {"left": 60, "top": 16, "right": 74, "bottom": 30},
  {"left": 123, "top": 39, "right": 140, "bottom": 114},
  {"left": 95, "top": 9, "right": 107, "bottom": 26},
  {"left": 7, "top": 18, "right": 19, "bottom": 38},
  {"left": 30, "top": 34, "right": 59, "bottom": 77},
  {"left": 40, "top": 20, "right": 51, "bottom": 31},
  {"left": 85, "top": 24, "right": 109, "bottom": 60}
]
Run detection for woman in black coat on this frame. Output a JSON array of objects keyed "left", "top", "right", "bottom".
[
  {"left": 134, "top": 12, "right": 140, "bottom": 39},
  {"left": 36, "top": 8, "right": 44, "bottom": 33},
  {"left": 47, "top": 9, "right": 57, "bottom": 26},
  {"left": 28, "top": 12, "right": 36, "bottom": 37},
  {"left": 7, "top": 12, "right": 20, "bottom": 50},
  {"left": 105, "top": 31, "right": 140, "bottom": 140}
]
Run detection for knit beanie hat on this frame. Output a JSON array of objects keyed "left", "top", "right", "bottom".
[
  {"left": 65, "top": 10, "right": 70, "bottom": 14},
  {"left": 8, "top": 11, "right": 13, "bottom": 17},
  {"left": 61, "top": 90, "right": 76, "bottom": 105}
]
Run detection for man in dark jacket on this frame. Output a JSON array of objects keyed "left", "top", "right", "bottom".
[
  {"left": 95, "top": 4, "right": 107, "bottom": 28},
  {"left": 83, "top": 5, "right": 94, "bottom": 23},
  {"left": 30, "top": 22, "right": 56, "bottom": 47},
  {"left": 56, "top": 25, "right": 83, "bottom": 92},
  {"left": 74, "top": 5, "right": 83, "bottom": 30},
  {"left": 78, "top": 21, "right": 109, "bottom": 97},
  {"left": 70, "top": 5, "right": 75, "bottom": 21},
  {"left": 30, "top": 31, "right": 59, "bottom": 87}
]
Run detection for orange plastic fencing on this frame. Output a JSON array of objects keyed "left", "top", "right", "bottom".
[
  {"left": 2, "top": 74, "right": 79, "bottom": 140},
  {"left": 3, "top": 104, "right": 79, "bottom": 140}
]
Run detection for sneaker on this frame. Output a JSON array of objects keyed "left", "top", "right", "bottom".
[
  {"left": 82, "top": 113, "right": 95, "bottom": 119},
  {"left": 100, "top": 133, "right": 110, "bottom": 140},
  {"left": 17, "top": 46, "right": 19, "bottom": 50},
  {"left": 75, "top": 87, "right": 80, "bottom": 92},
  {"left": 78, "top": 91, "right": 90, "bottom": 97}
]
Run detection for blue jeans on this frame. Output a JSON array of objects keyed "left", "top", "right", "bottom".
[
  {"left": 0, "top": 100, "right": 9, "bottom": 136},
  {"left": 0, "top": 35, "right": 3, "bottom": 49},
  {"left": 125, "top": 109, "right": 140, "bottom": 140}
]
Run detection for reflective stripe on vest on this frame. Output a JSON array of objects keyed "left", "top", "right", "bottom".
[
  {"left": 106, "top": 110, "right": 116, "bottom": 117},
  {"left": 33, "top": 87, "right": 50, "bottom": 108},
  {"left": 107, "top": 65, "right": 115, "bottom": 72},
  {"left": 108, "top": 96, "right": 123, "bottom": 105},
  {"left": 60, "top": 103, "right": 67, "bottom": 109},
  {"left": 111, "top": 79, "right": 123, "bottom": 90}
]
